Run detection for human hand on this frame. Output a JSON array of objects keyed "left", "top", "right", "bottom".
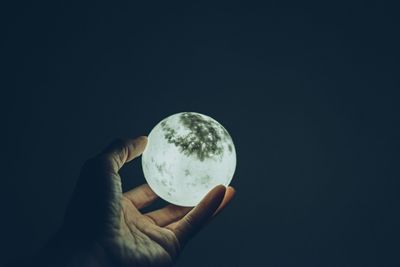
[{"left": 60, "top": 136, "right": 235, "bottom": 267}]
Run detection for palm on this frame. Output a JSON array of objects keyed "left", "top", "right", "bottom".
[{"left": 107, "top": 193, "right": 182, "bottom": 267}]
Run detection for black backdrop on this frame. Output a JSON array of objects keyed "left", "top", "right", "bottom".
[{"left": 1, "top": 1, "right": 400, "bottom": 266}]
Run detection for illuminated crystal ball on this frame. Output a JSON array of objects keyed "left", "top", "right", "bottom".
[{"left": 141, "top": 112, "right": 236, "bottom": 206}]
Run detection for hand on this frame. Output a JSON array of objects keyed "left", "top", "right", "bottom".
[{"left": 60, "top": 136, "right": 235, "bottom": 267}]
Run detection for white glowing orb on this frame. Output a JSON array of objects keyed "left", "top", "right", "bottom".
[{"left": 141, "top": 112, "right": 236, "bottom": 207}]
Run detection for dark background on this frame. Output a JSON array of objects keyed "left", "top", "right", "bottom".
[{"left": 1, "top": 1, "right": 400, "bottom": 266}]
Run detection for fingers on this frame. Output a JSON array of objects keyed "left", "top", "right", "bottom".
[
  {"left": 124, "top": 183, "right": 158, "bottom": 209},
  {"left": 167, "top": 185, "right": 226, "bottom": 246},
  {"left": 100, "top": 136, "right": 148, "bottom": 172},
  {"left": 145, "top": 205, "right": 192, "bottom": 227},
  {"left": 213, "top": 186, "right": 236, "bottom": 216},
  {"left": 143, "top": 186, "right": 235, "bottom": 227}
]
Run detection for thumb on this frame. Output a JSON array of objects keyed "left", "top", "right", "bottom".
[
  {"left": 168, "top": 185, "right": 226, "bottom": 246},
  {"left": 100, "top": 136, "right": 148, "bottom": 172}
]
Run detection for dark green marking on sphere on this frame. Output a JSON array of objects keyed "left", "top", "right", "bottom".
[{"left": 161, "top": 112, "right": 230, "bottom": 161}]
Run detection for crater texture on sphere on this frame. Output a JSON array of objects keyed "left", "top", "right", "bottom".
[{"left": 142, "top": 112, "right": 236, "bottom": 206}]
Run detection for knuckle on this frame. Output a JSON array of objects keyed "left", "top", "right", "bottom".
[{"left": 108, "top": 138, "right": 131, "bottom": 163}]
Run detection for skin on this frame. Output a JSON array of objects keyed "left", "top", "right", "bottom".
[{"left": 27, "top": 136, "right": 235, "bottom": 267}]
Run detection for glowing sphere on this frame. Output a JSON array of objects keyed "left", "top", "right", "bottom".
[{"left": 141, "top": 112, "right": 236, "bottom": 206}]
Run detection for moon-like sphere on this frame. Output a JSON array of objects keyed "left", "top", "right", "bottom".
[{"left": 141, "top": 112, "right": 236, "bottom": 207}]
